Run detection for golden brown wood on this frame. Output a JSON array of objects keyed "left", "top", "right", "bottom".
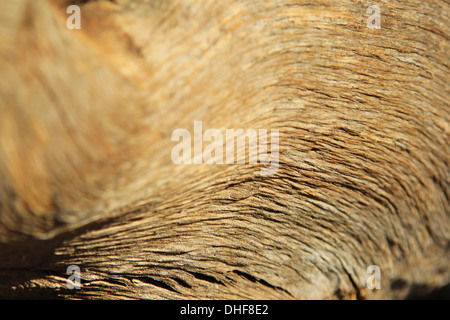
[{"left": 0, "top": 0, "right": 448, "bottom": 299}]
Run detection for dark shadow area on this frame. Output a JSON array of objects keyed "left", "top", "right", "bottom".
[{"left": 407, "top": 283, "right": 450, "bottom": 300}]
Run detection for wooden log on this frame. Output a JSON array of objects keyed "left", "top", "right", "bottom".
[{"left": 0, "top": 0, "right": 448, "bottom": 299}]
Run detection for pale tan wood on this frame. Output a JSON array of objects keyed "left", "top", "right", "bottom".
[{"left": 0, "top": 0, "right": 448, "bottom": 299}]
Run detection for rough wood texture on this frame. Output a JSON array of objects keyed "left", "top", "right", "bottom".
[{"left": 0, "top": 0, "right": 449, "bottom": 299}]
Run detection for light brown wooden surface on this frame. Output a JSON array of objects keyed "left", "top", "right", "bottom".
[{"left": 0, "top": 0, "right": 448, "bottom": 299}]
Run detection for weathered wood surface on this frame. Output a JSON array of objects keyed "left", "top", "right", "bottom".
[{"left": 0, "top": 0, "right": 448, "bottom": 299}]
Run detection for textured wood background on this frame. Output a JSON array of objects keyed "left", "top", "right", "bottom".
[{"left": 0, "top": 0, "right": 448, "bottom": 299}]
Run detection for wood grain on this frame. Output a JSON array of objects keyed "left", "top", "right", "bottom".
[{"left": 0, "top": 0, "right": 448, "bottom": 299}]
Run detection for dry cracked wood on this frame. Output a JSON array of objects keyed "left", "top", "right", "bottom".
[{"left": 0, "top": 0, "right": 449, "bottom": 299}]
